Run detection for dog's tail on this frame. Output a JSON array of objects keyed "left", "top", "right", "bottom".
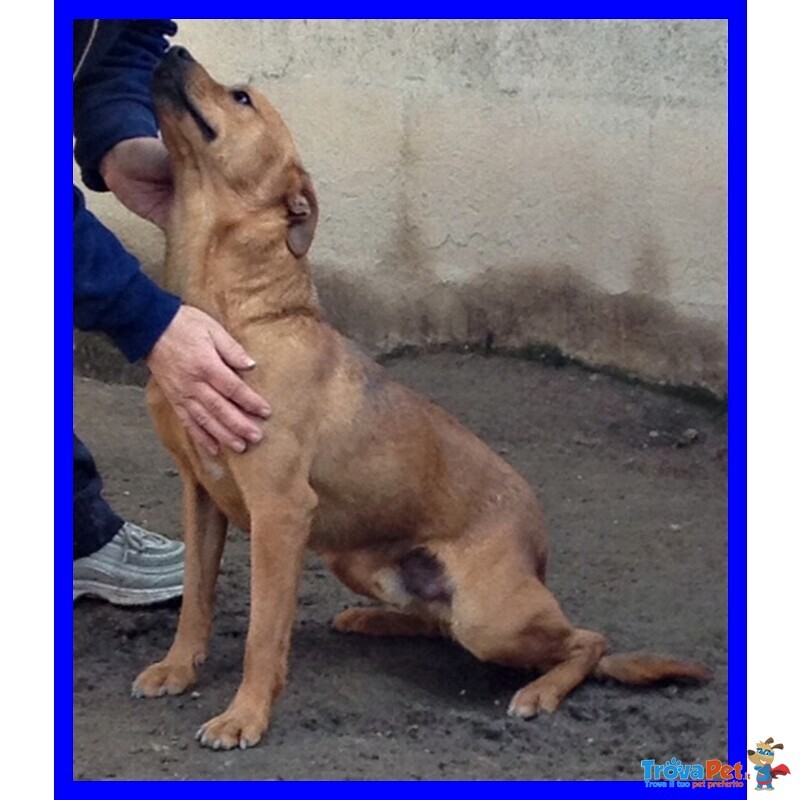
[{"left": 593, "top": 651, "right": 713, "bottom": 685}]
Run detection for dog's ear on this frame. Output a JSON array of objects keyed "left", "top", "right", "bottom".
[{"left": 284, "top": 169, "right": 318, "bottom": 258}]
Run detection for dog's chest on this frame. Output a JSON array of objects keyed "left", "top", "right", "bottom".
[
  {"left": 146, "top": 382, "right": 250, "bottom": 531},
  {"left": 193, "top": 453, "right": 250, "bottom": 530}
]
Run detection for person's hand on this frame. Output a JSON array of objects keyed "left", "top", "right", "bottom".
[
  {"left": 147, "top": 306, "right": 272, "bottom": 456},
  {"left": 100, "top": 137, "right": 174, "bottom": 229}
]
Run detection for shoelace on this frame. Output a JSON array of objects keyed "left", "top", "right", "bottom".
[{"left": 120, "top": 525, "right": 167, "bottom": 563}]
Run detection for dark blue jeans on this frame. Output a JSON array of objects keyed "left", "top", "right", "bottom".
[{"left": 73, "top": 433, "right": 123, "bottom": 560}]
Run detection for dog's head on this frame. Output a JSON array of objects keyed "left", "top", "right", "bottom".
[
  {"left": 152, "top": 46, "right": 317, "bottom": 258},
  {"left": 747, "top": 738, "right": 783, "bottom": 766}
]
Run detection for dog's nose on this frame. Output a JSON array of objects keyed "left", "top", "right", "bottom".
[{"left": 172, "top": 46, "right": 194, "bottom": 62}]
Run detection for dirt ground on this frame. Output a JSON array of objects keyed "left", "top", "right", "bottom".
[{"left": 73, "top": 353, "right": 727, "bottom": 780}]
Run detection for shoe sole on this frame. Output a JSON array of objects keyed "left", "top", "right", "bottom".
[{"left": 73, "top": 580, "right": 183, "bottom": 606}]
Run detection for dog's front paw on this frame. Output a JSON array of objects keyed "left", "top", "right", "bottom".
[
  {"left": 132, "top": 659, "right": 198, "bottom": 698},
  {"left": 195, "top": 705, "right": 268, "bottom": 750}
]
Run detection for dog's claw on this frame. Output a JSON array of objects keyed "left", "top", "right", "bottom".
[
  {"left": 507, "top": 702, "right": 539, "bottom": 719},
  {"left": 195, "top": 707, "right": 267, "bottom": 750}
]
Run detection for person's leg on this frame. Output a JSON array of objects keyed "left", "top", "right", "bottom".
[
  {"left": 73, "top": 433, "right": 123, "bottom": 559},
  {"left": 73, "top": 432, "right": 185, "bottom": 605}
]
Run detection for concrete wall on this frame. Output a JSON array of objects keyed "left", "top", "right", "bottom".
[{"left": 77, "top": 19, "right": 728, "bottom": 395}]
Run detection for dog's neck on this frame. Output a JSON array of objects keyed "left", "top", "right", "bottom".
[{"left": 164, "top": 179, "right": 321, "bottom": 330}]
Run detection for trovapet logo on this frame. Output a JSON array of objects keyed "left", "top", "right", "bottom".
[
  {"left": 640, "top": 757, "right": 745, "bottom": 789},
  {"left": 641, "top": 738, "right": 792, "bottom": 790}
]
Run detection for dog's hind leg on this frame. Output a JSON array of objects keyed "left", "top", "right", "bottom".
[
  {"left": 324, "top": 548, "right": 446, "bottom": 638},
  {"left": 505, "top": 627, "right": 608, "bottom": 717},
  {"left": 324, "top": 550, "right": 386, "bottom": 599},
  {"left": 133, "top": 476, "right": 227, "bottom": 698},
  {"left": 455, "top": 576, "right": 607, "bottom": 717},
  {"left": 332, "top": 607, "right": 443, "bottom": 637},
  {"left": 436, "top": 535, "right": 607, "bottom": 718}
]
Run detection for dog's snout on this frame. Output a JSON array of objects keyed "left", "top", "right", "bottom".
[
  {"left": 159, "top": 45, "right": 195, "bottom": 68},
  {"left": 172, "top": 46, "right": 194, "bottom": 62}
]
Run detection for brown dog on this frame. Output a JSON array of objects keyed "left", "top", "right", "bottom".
[{"left": 132, "top": 46, "right": 711, "bottom": 750}]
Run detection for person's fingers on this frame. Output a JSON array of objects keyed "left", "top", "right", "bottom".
[
  {"left": 172, "top": 402, "right": 219, "bottom": 456},
  {"left": 149, "top": 191, "right": 174, "bottom": 230},
  {"left": 135, "top": 185, "right": 173, "bottom": 229},
  {"left": 207, "top": 323, "right": 258, "bottom": 372},
  {"left": 146, "top": 307, "right": 271, "bottom": 450},
  {"left": 206, "top": 362, "right": 271, "bottom": 419},
  {"left": 186, "top": 421, "right": 221, "bottom": 457},
  {"left": 184, "top": 397, "right": 248, "bottom": 454},
  {"left": 193, "top": 383, "right": 265, "bottom": 444},
  {"left": 101, "top": 138, "right": 175, "bottom": 227}
]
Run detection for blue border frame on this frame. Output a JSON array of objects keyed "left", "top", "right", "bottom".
[
  {"left": 58, "top": 7, "right": 744, "bottom": 794},
  {"left": 726, "top": 1, "right": 745, "bottom": 785}
]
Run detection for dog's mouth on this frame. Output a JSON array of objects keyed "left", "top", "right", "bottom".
[
  {"left": 178, "top": 86, "right": 217, "bottom": 142},
  {"left": 153, "top": 48, "right": 218, "bottom": 142}
]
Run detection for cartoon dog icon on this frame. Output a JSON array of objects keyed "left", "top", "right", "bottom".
[{"left": 748, "top": 738, "right": 791, "bottom": 790}]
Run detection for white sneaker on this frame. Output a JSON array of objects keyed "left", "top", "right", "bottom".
[{"left": 73, "top": 522, "right": 184, "bottom": 605}]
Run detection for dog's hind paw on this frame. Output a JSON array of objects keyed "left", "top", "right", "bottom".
[
  {"left": 132, "top": 659, "right": 198, "bottom": 698},
  {"left": 332, "top": 607, "right": 442, "bottom": 637},
  {"left": 196, "top": 705, "right": 268, "bottom": 750},
  {"left": 506, "top": 683, "right": 561, "bottom": 719},
  {"left": 332, "top": 607, "right": 379, "bottom": 634}
]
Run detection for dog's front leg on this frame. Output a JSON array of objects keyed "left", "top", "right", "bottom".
[
  {"left": 196, "top": 479, "right": 316, "bottom": 750},
  {"left": 133, "top": 475, "right": 226, "bottom": 697}
]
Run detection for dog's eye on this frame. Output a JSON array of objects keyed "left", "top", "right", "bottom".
[{"left": 231, "top": 90, "right": 252, "bottom": 107}]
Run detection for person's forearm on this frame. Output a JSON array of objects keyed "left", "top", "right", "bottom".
[{"left": 73, "top": 187, "right": 180, "bottom": 361}]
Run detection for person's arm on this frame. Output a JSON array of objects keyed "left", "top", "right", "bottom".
[
  {"left": 72, "top": 20, "right": 179, "bottom": 358},
  {"left": 73, "top": 186, "right": 270, "bottom": 453},
  {"left": 73, "top": 186, "right": 180, "bottom": 361},
  {"left": 74, "top": 19, "right": 177, "bottom": 192},
  {"left": 72, "top": 21, "right": 271, "bottom": 453}
]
